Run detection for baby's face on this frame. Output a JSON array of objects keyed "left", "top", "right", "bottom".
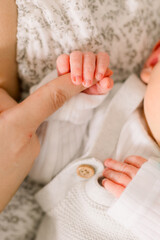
[
  {"left": 142, "top": 40, "right": 160, "bottom": 146},
  {"left": 141, "top": 40, "right": 160, "bottom": 84}
]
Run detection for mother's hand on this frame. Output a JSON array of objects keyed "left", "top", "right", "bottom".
[{"left": 0, "top": 73, "right": 85, "bottom": 212}]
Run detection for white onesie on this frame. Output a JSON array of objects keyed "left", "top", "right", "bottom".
[{"left": 29, "top": 73, "right": 160, "bottom": 240}]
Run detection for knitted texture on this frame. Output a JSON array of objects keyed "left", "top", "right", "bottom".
[
  {"left": 34, "top": 75, "right": 160, "bottom": 240},
  {"left": 36, "top": 183, "right": 137, "bottom": 240}
]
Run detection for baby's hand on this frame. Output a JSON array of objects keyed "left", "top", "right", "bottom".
[
  {"left": 56, "top": 51, "right": 113, "bottom": 95},
  {"left": 102, "top": 156, "right": 147, "bottom": 198}
]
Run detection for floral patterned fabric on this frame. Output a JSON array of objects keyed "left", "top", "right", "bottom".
[
  {"left": 16, "top": 0, "right": 160, "bottom": 97},
  {"left": 0, "top": 177, "right": 44, "bottom": 240},
  {"left": 0, "top": 0, "right": 160, "bottom": 239}
]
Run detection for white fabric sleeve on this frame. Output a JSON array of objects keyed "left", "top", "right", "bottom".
[
  {"left": 29, "top": 69, "right": 108, "bottom": 183},
  {"left": 107, "top": 158, "right": 160, "bottom": 240}
]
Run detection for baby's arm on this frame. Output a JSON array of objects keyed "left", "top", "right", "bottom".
[{"left": 0, "top": 0, "right": 19, "bottom": 99}]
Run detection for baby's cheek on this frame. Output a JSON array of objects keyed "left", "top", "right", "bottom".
[{"left": 144, "top": 63, "right": 160, "bottom": 146}]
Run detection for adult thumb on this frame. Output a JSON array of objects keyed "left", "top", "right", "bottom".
[{"left": 12, "top": 73, "right": 86, "bottom": 132}]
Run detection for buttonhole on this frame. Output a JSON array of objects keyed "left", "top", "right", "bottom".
[{"left": 97, "top": 176, "right": 105, "bottom": 187}]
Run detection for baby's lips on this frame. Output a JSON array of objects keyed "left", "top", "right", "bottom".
[{"left": 106, "top": 68, "right": 113, "bottom": 77}]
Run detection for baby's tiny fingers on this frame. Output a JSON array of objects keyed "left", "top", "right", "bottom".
[
  {"left": 102, "top": 178, "right": 125, "bottom": 198},
  {"left": 95, "top": 52, "right": 110, "bottom": 81},
  {"left": 83, "top": 77, "right": 113, "bottom": 95},
  {"left": 96, "top": 77, "right": 113, "bottom": 93},
  {"left": 104, "top": 158, "right": 138, "bottom": 178},
  {"left": 124, "top": 155, "right": 147, "bottom": 168},
  {"left": 103, "top": 169, "right": 132, "bottom": 187},
  {"left": 70, "top": 51, "right": 83, "bottom": 85},
  {"left": 83, "top": 52, "right": 96, "bottom": 87},
  {"left": 56, "top": 54, "right": 70, "bottom": 76}
]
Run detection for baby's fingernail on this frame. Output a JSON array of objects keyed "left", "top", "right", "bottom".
[
  {"left": 75, "top": 76, "right": 82, "bottom": 84},
  {"left": 83, "top": 79, "right": 92, "bottom": 87},
  {"left": 71, "top": 75, "right": 82, "bottom": 85},
  {"left": 96, "top": 73, "right": 104, "bottom": 81},
  {"left": 71, "top": 75, "right": 76, "bottom": 83}
]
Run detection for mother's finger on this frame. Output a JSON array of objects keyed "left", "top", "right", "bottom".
[
  {"left": 0, "top": 88, "right": 17, "bottom": 112},
  {"left": 12, "top": 73, "right": 86, "bottom": 132}
]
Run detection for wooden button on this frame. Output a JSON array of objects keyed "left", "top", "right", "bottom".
[{"left": 77, "top": 164, "right": 95, "bottom": 178}]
